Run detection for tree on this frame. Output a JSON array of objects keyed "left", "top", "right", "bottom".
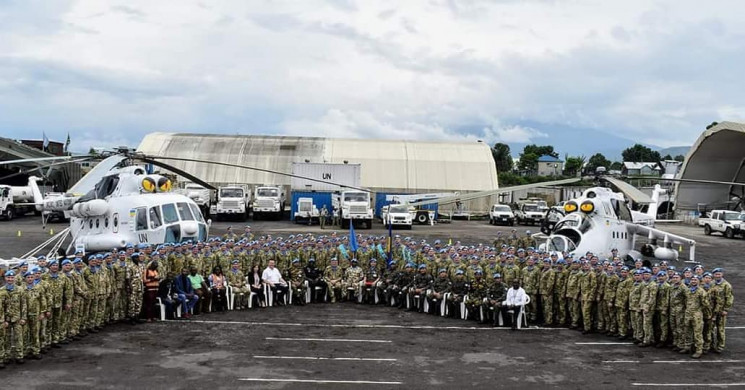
[
  {"left": 564, "top": 155, "right": 586, "bottom": 176},
  {"left": 88, "top": 147, "right": 99, "bottom": 156},
  {"left": 621, "top": 144, "right": 661, "bottom": 163},
  {"left": 662, "top": 154, "right": 673, "bottom": 161},
  {"left": 518, "top": 144, "right": 557, "bottom": 172},
  {"left": 610, "top": 161, "right": 623, "bottom": 171},
  {"left": 491, "top": 143, "right": 513, "bottom": 173},
  {"left": 586, "top": 153, "right": 611, "bottom": 173},
  {"left": 674, "top": 154, "right": 685, "bottom": 162}
]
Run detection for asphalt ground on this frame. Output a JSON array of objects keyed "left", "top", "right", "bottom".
[{"left": 1, "top": 217, "right": 744, "bottom": 389}]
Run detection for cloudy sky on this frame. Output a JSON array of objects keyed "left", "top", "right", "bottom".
[{"left": 1, "top": 0, "right": 743, "bottom": 154}]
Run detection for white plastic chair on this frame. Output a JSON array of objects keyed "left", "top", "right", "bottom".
[
  {"left": 156, "top": 297, "right": 180, "bottom": 320},
  {"left": 498, "top": 295, "right": 530, "bottom": 329},
  {"left": 461, "top": 294, "right": 469, "bottom": 320},
  {"left": 441, "top": 292, "right": 452, "bottom": 317},
  {"left": 265, "top": 283, "right": 288, "bottom": 307}
]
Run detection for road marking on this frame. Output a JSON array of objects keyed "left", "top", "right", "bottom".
[
  {"left": 253, "top": 355, "right": 397, "bottom": 362},
  {"left": 726, "top": 326, "right": 745, "bottom": 329},
  {"left": 632, "top": 384, "right": 745, "bottom": 387},
  {"left": 167, "top": 319, "right": 568, "bottom": 331},
  {"left": 238, "top": 378, "right": 403, "bottom": 385},
  {"left": 605, "top": 360, "right": 745, "bottom": 364},
  {"left": 266, "top": 337, "right": 392, "bottom": 343},
  {"left": 575, "top": 342, "right": 634, "bottom": 345}
]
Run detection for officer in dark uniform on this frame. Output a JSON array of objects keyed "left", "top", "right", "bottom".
[{"left": 304, "top": 259, "right": 326, "bottom": 303}]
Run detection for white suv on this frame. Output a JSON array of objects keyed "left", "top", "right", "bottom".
[{"left": 489, "top": 204, "right": 515, "bottom": 226}]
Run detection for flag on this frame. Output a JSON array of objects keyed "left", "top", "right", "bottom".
[
  {"left": 386, "top": 221, "right": 393, "bottom": 267},
  {"left": 42, "top": 132, "right": 50, "bottom": 151},
  {"left": 64, "top": 133, "right": 70, "bottom": 154},
  {"left": 349, "top": 221, "right": 358, "bottom": 253},
  {"left": 448, "top": 238, "right": 452, "bottom": 246}
]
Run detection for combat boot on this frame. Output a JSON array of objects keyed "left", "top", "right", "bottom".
[
  {"left": 691, "top": 351, "right": 702, "bottom": 359},
  {"left": 679, "top": 348, "right": 691, "bottom": 354}
]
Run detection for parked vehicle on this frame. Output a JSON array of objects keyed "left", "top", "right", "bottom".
[
  {"left": 488, "top": 204, "right": 515, "bottom": 226},
  {"left": 699, "top": 210, "right": 745, "bottom": 239}
]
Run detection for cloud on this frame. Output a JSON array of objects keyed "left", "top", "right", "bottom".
[{"left": 1, "top": 0, "right": 744, "bottom": 154}]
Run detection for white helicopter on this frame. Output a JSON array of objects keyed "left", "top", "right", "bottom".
[{"left": 540, "top": 186, "right": 696, "bottom": 262}]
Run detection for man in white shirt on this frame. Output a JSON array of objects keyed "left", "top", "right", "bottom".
[
  {"left": 262, "top": 260, "right": 289, "bottom": 305},
  {"left": 502, "top": 280, "right": 528, "bottom": 330}
]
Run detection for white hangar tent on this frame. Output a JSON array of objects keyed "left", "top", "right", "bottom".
[
  {"left": 137, "top": 133, "right": 499, "bottom": 213},
  {"left": 674, "top": 121, "right": 745, "bottom": 217}
]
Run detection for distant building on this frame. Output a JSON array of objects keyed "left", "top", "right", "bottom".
[
  {"left": 21, "top": 139, "right": 65, "bottom": 156},
  {"left": 660, "top": 160, "right": 683, "bottom": 178},
  {"left": 537, "top": 155, "right": 563, "bottom": 176},
  {"left": 622, "top": 162, "right": 661, "bottom": 176}
]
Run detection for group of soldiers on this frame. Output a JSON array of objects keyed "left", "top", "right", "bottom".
[{"left": 0, "top": 226, "right": 734, "bottom": 367}]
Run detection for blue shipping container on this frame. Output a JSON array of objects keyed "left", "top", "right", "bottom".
[{"left": 290, "top": 191, "right": 333, "bottom": 221}]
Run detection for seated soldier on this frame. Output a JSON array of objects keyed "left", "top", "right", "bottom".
[
  {"left": 323, "top": 258, "right": 344, "bottom": 303},
  {"left": 288, "top": 259, "right": 306, "bottom": 306},
  {"left": 465, "top": 269, "right": 488, "bottom": 319},
  {"left": 227, "top": 260, "right": 249, "bottom": 309},
  {"left": 362, "top": 258, "right": 381, "bottom": 304},
  {"left": 483, "top": 273, "right": 507, "bottom": 326},
  {"left": 409, "top": 264, "right": 433, "bottom": 312},
  {"left": 304, "top": 258, "right": 327, "bottom": 303},
  {"left": 392, "top": 263, "right": 415, "bottom": 308},
  {"left": 342, "top": 259, "right": 364, "bottom": 302},
  {"left": 448, "top": 270, "right": 469, "bottom": 318},
  {"left": 428, "top": 268, "right": 451, "bottom": 315}
]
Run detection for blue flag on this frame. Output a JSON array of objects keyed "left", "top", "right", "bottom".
[
  {"left": 386, "top": 221, "right": 393, "bottom": 266},
  {"left": 349, "top": 221, "right": 358, "bottom": 253}
]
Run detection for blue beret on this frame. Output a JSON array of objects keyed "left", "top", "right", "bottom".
[
  {"left": 292, "top": 258, "right": 300, "bottom": 263},
  {"left": 48, "top": 260, "right": 58, "bottom": 266},
  {"left": 634, "top": 270, "right": 643, "bottom": 275},
  {"left": 95, "top": 254, "right": 104, "bottom": 259},
  {"left": 642, "top": 269, "right": 651, "bottom": 274},
  {"left": 693, "top": 275, "right": 702, "bottom": 280},
  {"left": 703, "top": 272, "right": 712, "bottom": 277},
  {"left": 493, "top": 273, "right": 502, "bottom": 278},
  {"left": 308, "top": 258, "right": 316, "bottom": 262},
  {"left": 455, "top": 269, "right": 464, "bottom": 275},
  {"left": 118, "top": 251, "right": 126, "bottom": 255},
  {"left": 557, "top": 259, "right": 567, "bottom": 265},
  {"left": 418, "top": 264, "right": 427, "bottom": 269},
  {"left": 683, "top": 267, "right": 692, "bottom": 272},
  {"left": 438, "top": 268, "right": 447, "bottom": 273},
  {"left": 5, "top": 270, "right": 15, "bottom": 277},
  {"left": 37, "top": 255, "right": 46, "bottom": 260},
  {"left": 19, "top": 260, "right": 28, "bottom": 267},
  {"left": 405, "top": 263, "right": 414, "bottom": 268},
  {"left": 125, "top": 243, "right": 134, "bottom": 248},
  {"left": 32, "top": 266, "right": 41, "bottom": 273},
  {"left": 61, "top": 259, "right": 72, "bottom": 266},
  {"left": 72, "top": 259, "right": 83, "bottom": 264},
  {"left": 23, "top": 271, "right": 33, "bottom": 277},
  {"left": 231, "top": 260, "right": 239, "bottom": 264},
  {"left": 656, "top": 271, "right": 666, "bottom": 277},
  {"left": 712, "top": 268, "right": 723, "bottom": 273},
  {"left": 131, "top": 252, "right": 141, "bottom": 258},
  {"left": 543, "top": 259, "right": 551, "bottom": 263},
  {"left": 88, "top": 255, "right": 96, "bottom": 261}
]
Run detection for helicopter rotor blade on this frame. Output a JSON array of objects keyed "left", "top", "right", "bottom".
[
  {"left": 0, "top": 157, "right": 92, "bottom": 182},
  {"left": 625, "top": 176, "right": 745, "bottom": 187},
  {"left": 139, "top": 155, "right": 371, "bottom": 193},
  {"left": 0, "top": 155, "right": 80, "bottom": 166}
]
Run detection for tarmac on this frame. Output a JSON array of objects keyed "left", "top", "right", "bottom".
[{"left": 1, "top": 217, "right": 743, "bottom": 389}]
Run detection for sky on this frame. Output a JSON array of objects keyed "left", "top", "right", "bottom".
[{"left": 1, "top": 0, "right": 744, "bottom": 155}]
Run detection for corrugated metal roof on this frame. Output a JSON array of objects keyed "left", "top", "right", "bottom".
[
  {"left": 537, "top": 155, "right": 562, "bottom": 162},
  {"left": 137, "top": 133, "right": 499, "bottom": 192}
]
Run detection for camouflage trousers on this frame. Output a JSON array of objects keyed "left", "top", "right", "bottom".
[
  {"left": 115, "top": 290, "right": 127, "bottom": 320},
  {"left": 540, "top": 294, "right": 554, "bottom": 325},
  {"left": 703, "top": 318, "right": 713, "bottom": 351},
  {"left": 25, "top": 315, "right": 41, "bottom": 356},
  {"left": 87, "top": 297, "right": 99, "bottom": 329},
  {"left": 616, "top": 305, "right": 629, "bottom": 336},
  {"left": 713, "top": 314, "right": 727, "bottom": 351},
  {"left": 526, "top": 293, "right": 538, "bottom": 322},
  {"left": 70, "top": 297, "right": 85, "bottom": 337},
  {"left": 0, "top": 327, "right": 5, "bottom": 361},
  {"left": 570, "top": 299, "right": 581, "bottom": 327},
  {"left": 4, "top": 322, "right": 24, "bottom": 360},
  {"left": 597, "top": 300, "right": 610, "bottom": 332},
  {"left": 684, "top": 311, "right": 704, "bottom": 353},
  {"left": 606, "top": 303, "right": 618, "bottom": 334},
  {"left": 128, "top": 288, "right": 144, "bottom": 319},
  {"left": 50, "top": 307, "right": 67, "bottom": 343},
  {"left": 654, "top": 310, "right": 669, "bottom": 345},
  {"left": 631, "top": 310, "right": 643, "bottom": 341},
  {"left": 80, "top": 298, "right": 92, "bottom": 332},
  {"left": 106, "top": 293, "right": 117, "bottom": 322},
  {"left": 40, "top": 316, "right": 49, "bottom": 348},
  {"left": 555, "top": 295, "right": 567, "bottom": 325},
  {"left": 96, "top": 296, "right": 107, "bottom": 327},
  {"left": 670, "top": 309, "right": 685, "bottom": 349},
  {"left": 581, "top": 299, "right": 594, "bottom": 331},
  {"left": 643, "top": 310, "right": 655, "bottom": 344}
]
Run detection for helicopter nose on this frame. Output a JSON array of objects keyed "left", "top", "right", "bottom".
[{"left": 182, "top": 221, "right": 198, "bottom": 236}]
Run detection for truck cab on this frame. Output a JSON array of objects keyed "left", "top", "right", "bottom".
[
  {"left": 700, "top": 210, "right": 745, "bottom": 239},
  {"left": 213, "top": 185, "right": 250, "bottom": 221},
  {"left": 294, "top": 197, "right": 320, "bottom": 224},
  {"left": 381, "top": 203, "right": 413, "bottom": 229},
  {"left": 339, "top": 190, "right": 373, "bottom": 229},
  {"left": 489, "top": 204, "right": 515, "bottom": 226},
  {"left": 253, "top": 186, "right": 285, "bottom": 220},
  {"left": 515, "top": 202, "right": 544, "bottom": 225}
]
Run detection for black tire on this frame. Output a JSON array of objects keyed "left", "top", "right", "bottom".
[
  {"left": 417, "top": 213, "right": 429, "bottom": 224},
  {"left": 6, "top": 208, "right": 14, "bottom": 221},
  {"left": 489, "top": 218, "right": 494, "bottom": 225},
  {"left": 704, "top": 225, "right": 712, "bottom": 235},
  {"left": 725, "top": 227, "right": 734, "bottom": 239},
  {"left": 341, "top": 219, "right": 349, "bottom": 229}
]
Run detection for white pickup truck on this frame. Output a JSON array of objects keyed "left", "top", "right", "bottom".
[
  {"left": 488, "top": 204, "right": 515, "bottom": 226},
  {"left": 699, "top": 210, "right": 745, "bottom": 239},
  {"left": 514, "top": 202, "right": 544, "bottom": 225},
  {"left": 381, "top": 204, "right": 413, "bottom": 229}
]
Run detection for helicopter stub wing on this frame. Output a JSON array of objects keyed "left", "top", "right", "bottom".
[
  {"left": 626, "top": 223, "right": 696, "bottom": 262},
  {"left": 409, "top": 177, "right": 581, "bottom": 207},
  {"left": 601, "top": 176, "right": 652, "bottom": 205}
]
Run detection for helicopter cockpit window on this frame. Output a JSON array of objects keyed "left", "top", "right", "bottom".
[
  {"left": 177, "top": 202, "right": 195, "bottom": 221},
  {"left": 188, "top": 203, "right": 204, "bottom": 223},
  {"left": 95, "top": 175, "right": 120, "bottom": 199},
  {"left": 611, "top": 198, "right": 632, "bottom": 222},
  {"left": 1, "top": 188, "right": 9, "bottom": 197},
  {"left": 135, "top": 207, "right": 148, "bottom": 231},
  {"left": 162, "top": 203, "right": 179, "bottom": 224},
  {"left": 149, "top": 207, "right": 162, "bottom": 229}
]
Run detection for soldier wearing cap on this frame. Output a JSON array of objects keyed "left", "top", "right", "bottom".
[
  {"left": 681, "top": 275, "right": 710, "bottom": 359},
  {"left": 601, "top": 263, "right": 620, "bottom": 335},
  {"left": 428, "top": 269, "right": 451, "bottom": 315},
  {"left": 566, "top": 259, "right": 582, "bottom": 329},
  {"left": 447, "top": 269, "right": 469, "bottom": 319},
  {"left": 668, "top": 272, "right": 686, "bottom": 351},
  {"left": 126, "top": 253, "right": 145, "bottom": 324},
  {"left": 654, "top": 271, "right": 671, "bottom": 348},
  {"left": 362, "top": 259, "right": 380, "bottom": 305},
  {"left": 3, "top": 270, "right": 27, "bottom": 365},
  {"left": 483, "top": 273, "right": 507, "bottom": 325},
  {"left": 614, "top": 267, "right": 632, "bottom": 339},
  {"left": 639, "top": 268, "right": 657, "bottom": 346},
  {"left": 304, "top": 258, "right": 326, "bottom": 303},
  {"left": 342, "top": 259, "right": 364, "bottom": 302},
  {"left": 24, "top": 270, "right": 45, "bottom": 359},
  {"left": 323, "top": 258, "right": 343, "bottom": 303},
  {"left": 553, "top": 258, "right": 569, "bottom": 326},
  {"left": 227, "top": 260, "right": 249, "bottom": 309},
  {"left": 629, "top": 270, "right": 644, "bottom": 343},
  {"left": 579, "top": 261, "right": 598, "bottom": 334},
  {"left": 710, "top": 268, "right": 733, "bottom": 353},
  {"left": 465, "top": 269, "right": 487, "bottom": 319},
  {"left": 520, "top": 256, "right": 540, "bottom": 323},
  {"left": 287, "top": 259, "right": 306, "bottom": 306},
  {"left": 409, "top": 264, "right": 433, "bottom": 312},
  {"left": 538, "top": 258, "right": 556, "bottom": 326}
]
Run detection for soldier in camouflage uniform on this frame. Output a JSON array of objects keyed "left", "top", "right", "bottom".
[
  {"left": 342, "top": 259, "right": 364, "bottom": 302},
  {"left": 520, "top": 257, "right": 540, "bottom": 323},
  {"left": 70, "top": 259, "right": 89, "bottom": 338},
  {"left": 566, "top": 260, "right": 583, "bottom": 329},
  {"left": 447, "top": 269, "right": 469, "bottom": 319},
  {"left": 59, "top": 260, "right": 74, "bottom": 344},
  {"left": 32, "top": 267, "right": 51, "bottom": 351},
  {"left": 44, "top": 260, "right": 67, "bottom": 347},
  {"left": 681, "top": 276, "right": 710, "bottom": 359},
  {"left": 654, "top": 271, "right": 671, "bottom": 348},
  {"left": 24, "top": 271, "right": 45, "bottom": 359},
  {"left": 710, "top": 268, "right": 733, "bottom": 353},
  {"left": 323, "top": 258, "right": 344, "bottom": 303},
  {"left": 227, "top": 260, "right": 249, "bottom": 309},
  {"left": 3, "top": 271, "right": 27, "bottom": 364},
  {"left": 579, "top": 261, "right": 597, "bottom": 333},
  {"left": 428, "top": 269, "right": 451, "bottom": 315},
  {"left": 639, "top": 269, "right": 658, "bottom": 347},
  {"left": 126, "top": 253, "right": 145, "bottom": 323},
  {"left": 538, "top": 258, "right": 556, "bottom": 326},
  {"left": 288, "top": 259, "right": 306, "bottom": 305},
  {"left": 114, "top": 252, "right": 128, "bottom": 321},
  {"left": 410, "top": 264, "right": 433, "bottom": 312},
  {"left": 602, "top": 265, "right": 619, "bottom": 336},
  {"left": 614, "top": 267, "right": 632, "bottom": 340},
  {"left": 668, "top": 272, "right": 687, "bottom": 351},
  {"left": 465, "top": 270, "right": 487, "bottom": 319},
  {"left": 484, "top": 273, "right": 507, "bottom": 325},
  {"left": 629, "top": 270, "right": 645, "bottom": 343},
  {"left": 553, "top": 259, "right": 569, "bottom": 326}
]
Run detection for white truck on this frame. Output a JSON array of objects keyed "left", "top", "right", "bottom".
[
  {"left": 294, "top": 197, "right": 320, "bottom": 224},
  {"left": 380, "top": 204, "right": 413, "bottom": 230},
  {"left": 699, "top": 210, "right": 745, "bottom": 239},
  {"left": 1, "top": 177, "right": 43, "bottom": 220},
  {"left": 177, "top": 183, "right": 213, "bottom": 218},
  {"left": 212, "top": 185, "right": 251, "bottom": 221},
  {"left": 253, "top": 186, "right": 285, "bottom": 220},
  {"left": 336, "top": 190, "right": 373, "bottom": 229},
  {"left": 514, "top": 202, "right": 544, "bottom": 225},
  {"left": 488, "top": 204, "right": 515, "bottom": 226}
]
